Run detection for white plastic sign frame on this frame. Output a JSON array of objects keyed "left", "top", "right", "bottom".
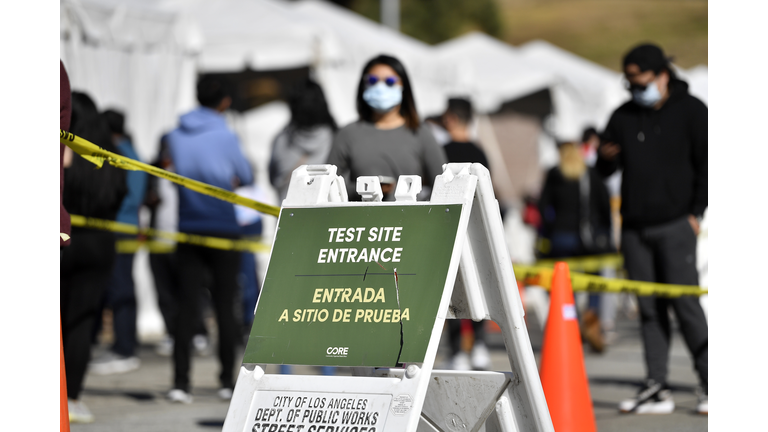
[{"left": 223, "top": 163, "right": 553, "bottom": 432}]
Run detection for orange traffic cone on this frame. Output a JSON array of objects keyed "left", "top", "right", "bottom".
[
  {"left": 540, "top": 262, "right": 596, "bottom": 432},
  {"left": 61, "top": 321, "right": 70, "bottom": 432}
]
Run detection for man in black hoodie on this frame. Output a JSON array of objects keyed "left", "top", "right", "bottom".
[{"left": 597, "top": 44, "right": 707, "bottom": 415}]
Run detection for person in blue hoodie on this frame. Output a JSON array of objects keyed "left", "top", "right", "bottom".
[{"left": 166, "top": 76, "right": 254, "bottom": 403}]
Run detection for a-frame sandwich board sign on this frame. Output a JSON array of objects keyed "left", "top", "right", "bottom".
[{"left": 223, "top": 163, "right": 554, "bottom": 432}]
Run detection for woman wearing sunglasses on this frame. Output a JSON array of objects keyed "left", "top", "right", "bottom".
[{"left": 327, "top": 55, "right": 446, "bottom": 200}]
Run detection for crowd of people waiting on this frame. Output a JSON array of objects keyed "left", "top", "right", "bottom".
[{"left": 59, "top": 41, "right": 707, "bottom": 423}]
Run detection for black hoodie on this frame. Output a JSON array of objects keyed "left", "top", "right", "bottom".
[{"left": 597, "top": 79, "right": 707, "bottom": 229}]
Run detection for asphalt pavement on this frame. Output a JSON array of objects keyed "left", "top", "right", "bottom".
[{"left": 70, "top": 299, "right": 707, "bottom": 432}]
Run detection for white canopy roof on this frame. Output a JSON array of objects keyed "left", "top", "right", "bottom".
[
  {"left": 434, "top": 32, "right": 561, "bottom": 114},
  {"left": 69, "top": 0, "right": 343, "bottom": 72},
  {"left": 518, "top": 40, "right": 708, "bottom": 137},
  {"left": 160, "top": 0, "right": 343, "bottom": 72},
  {"left": 287, "top": 0, "right": 458, "bottom": 124},
  {"left": 517, "top": 40, "right": 629, "bottom": 138}
]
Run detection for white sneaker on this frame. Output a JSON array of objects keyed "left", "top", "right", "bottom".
[
  {"left": 470, "top": 342, "right": 491, "bottom": 370},
  {"left": 618, "top": 380, "right": 675, "bottom": 414},
  {"left": 193, "top": 334, "right": 211, "bottom": 356},
  {"left": 218, "top": 388, "right": 234, "bottom": 401},
  {"left": 695, "top": 387, "right": 708, "bottom": 415},
  {"left": 68, "top": 399, "right": 94, "bottom": 423},
  {"left": 168, "top": 389, "right": 193, "bottom": 404},
  {"left": 155, "top": 336, "right": 173, "bottom": 357},
  {"left": 450, "top": 352, "right": 472, "bottom": 371},
  {"left": 88, "top": 352, "right": 140, "bottom": 375}
]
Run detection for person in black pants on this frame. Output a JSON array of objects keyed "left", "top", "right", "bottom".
[
  {"left": 89, "top": 110, "right": 148, "bottom": 375},
  {"left": 145, "top": 136, "right": 210, "bottom": 357},
  {"left": 174, "top": 244, "right": 240, "bottom": 394},
  {"left": 61, "top": 231, "right": 118, "bottom": 395},
  {"left": 598, "top": 43, "right": 707, "bottom": 415},
  {"left": 538, "top": 141, "right": 615, "bottom": 353},
  {"left": 165, "top": 76, "right": 254, "bottom": 403},
  {"left": 61, "top": 91, "right": 127, "bottom": 422},
  {"left": 440, "top": 97, "right": 491, "bottom": 371}
]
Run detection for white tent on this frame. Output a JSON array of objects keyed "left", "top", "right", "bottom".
[
  {"left": 519, "top": 40, "right": 708, "bottom": 137},
  {"left": 434, "top": 32, "right": 561, "bottom": 115},
  {"left": 75, "top": 0, "right": 342, "bottom": 72},
  {"left": 62, "top": 0, "right": 347, "bottom": 198},
  {"left": 60, "top": 0, "right": 199, "bottom": 161},
  {"left": 287, "top": 0, "right": 458, "bottom": 125},
  {"left": 517, "top": 39, "right": 629, "bottom": 140},
  {"left": 677, "top": 65, "right": 708, "bottom": 105},
  {"left": 61, "top": 0, "right": 467, "bottom": 154},
  {"left": 62, "top": 0, "right": 341, "bottom": 130}
]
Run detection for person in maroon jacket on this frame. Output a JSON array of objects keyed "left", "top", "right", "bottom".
[{"left": 61, "top": 61, "right": 71, "bottom": 247}]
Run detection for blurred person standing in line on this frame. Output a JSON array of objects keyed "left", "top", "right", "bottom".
[
  {"left": 327, "top": 54, "right": 446, "bottom": 200},
  {"left": 144, "top": 135, "right": 210, "bottom": 357},
  {"left": 233, "top": 183, "right": 267, "bottom": 336},
  {"left": 538, "top": 141, "right": 614, "bottom": 352},
  {"left": 89, "top": 109, "right": 148, "bottom": 375},
  {"left": 61, "top": 92, "right": 127, "bottom": 423},
  {"left": 269, "top": 78, "right": 337, "bottom": 203},
  {"left": 166, "top": 76, "right": 254, "bottom": 403},
  {"left": 268, "top": 78, "right": 337, "bottom": 374},
  {"left": 598, "top": 43, "right": 707, "bottom": 415},
  {"left": 441, "top": 98, "right": 489, "bottom": 169},
  {"left": 581, "top": 127, "right": 600, "bottom": 167},
  {"left": 581, "top": 127, "right": 623, "bottom": 344},
  {"left": 439, "top": 97, "right": 491, "bottom": 371}
]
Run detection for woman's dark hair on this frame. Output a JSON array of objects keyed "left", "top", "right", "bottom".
[
  {"left": 288, "top": 78, "right": 337, "bottom": 132},
  {"left": 102, "top": 109, "right": 125, "bottom": 135},
  {"left": 66, "top": 92, "right": 127, "bottom": 219},
  {"left": 356, "top": 54, "right": 420, "bottom": 132}
]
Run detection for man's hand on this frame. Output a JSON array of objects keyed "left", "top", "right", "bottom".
[
  {"left": 688, "top": 214, "right": 700, "bottom": 236},
  {"left": 598, "top": 142, "right": 621, "bottom": 161}
]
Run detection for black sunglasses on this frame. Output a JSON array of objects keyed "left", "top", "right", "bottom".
[
  {"left": 365, "top": 74, "right": 399, "bottom": 87},
  {"left": 624, "top": 80, "right": 652, "bottom": 91}
]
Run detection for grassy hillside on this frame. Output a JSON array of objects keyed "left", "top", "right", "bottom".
[
  {"left": 346, "top": 0, "right": 707, "bottom": 70},
  {"left": 498, "top": 0, "right": 708, "bottom": 70}
]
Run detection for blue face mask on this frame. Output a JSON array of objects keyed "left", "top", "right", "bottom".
[
  {"left": 632, "top": 80, "right": 662, "bottom": 107},
  {"left": 363, "top": 82, "right": 403, "bottom": 112}
]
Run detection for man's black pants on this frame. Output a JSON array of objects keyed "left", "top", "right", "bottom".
[
  {"left": 173, "top": 242, "right": 241, "bottom": 392},
  {"left": 622, "top": 216, "right": 708, "bottom": 392},
  {"left": 151, "top": 250, "right": 209, "bottom": 340}
]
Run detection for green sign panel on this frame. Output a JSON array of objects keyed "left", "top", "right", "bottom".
[{"left": 243, "top": 204, "right": 463, "bottom": 367}]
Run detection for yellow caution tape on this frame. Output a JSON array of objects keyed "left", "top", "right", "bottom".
[
  {"left": 115, "top": 238, "right": 176, "bottom": 254},
  {"left": 60, "top": 130, "right": 281, "bottom": 218},
  {"left": 69, "top": 215, "right": 271, "bottom": 254},
  {"left": 535, "top": 253, "right": 624, "bottom": 273},
  {"left": 514, "top": 264, "right": 708, "bottom": 297}
]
